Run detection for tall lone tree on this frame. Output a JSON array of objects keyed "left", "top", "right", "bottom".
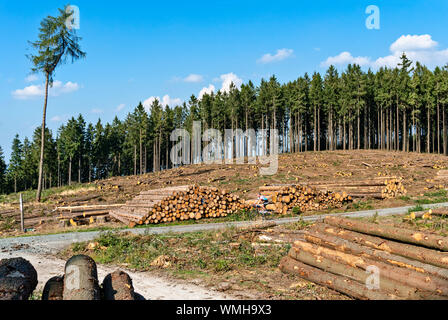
[{"left": 28, "top": 6, "right": 86, "bottom": 201}]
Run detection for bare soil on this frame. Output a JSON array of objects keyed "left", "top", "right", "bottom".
[{"left": 2, "top": 150, "right": 448, "bottom": 236}]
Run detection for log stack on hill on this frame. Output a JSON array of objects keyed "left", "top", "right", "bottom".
[
  {"left": 110, "top": 185, "right": 248, "bottom": 227},
  {"left": 259, "top": 185, "right": 352, "bottom": 215},
  {"left": 57, "top": 204, "right": 123, "bottom": 226},
  {"left": 303, "top": 176, "right": 406, "bottom": 199},
  {"left": 279, "top": 216, "right": 448, "bottom": 300}
]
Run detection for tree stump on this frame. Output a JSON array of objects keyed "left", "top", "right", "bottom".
[
  {"left": 42, "top": 275, "right": 64, "bottom": 300},
  {"left": 0, "top": 257, "right": 38, "bottom": 300},
  {"left": 102, "top": 270, "right": 135, "bottom": 300},
  {"left": 63, "top": 255, "right": 100, "bottom": 300}
]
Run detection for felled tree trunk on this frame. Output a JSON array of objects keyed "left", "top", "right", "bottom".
[
  {"left": 0, "top": 257, "right": 38, "bottom": 300},
  {"left": 102, "top": 270, "right": 135, "bottom": 300},
  {"left": 279, "top": 256, "right": 398, "bottom": 300},
  {"left": 324, "top": 216, "right": 448, "bottom": 251},
  {"left": 305, "top": 228, "right": 448, "bottom": 280},
  {"left": 287, "top": 246, "right": 428, "bottom": 299},
  {"left": 42, "top": 275, "right": 64, "bottom": 300},
  {"left": 314, "top": 223, "right": 448, "bottom": 269},
  {"left": 63, "top": 255, "right": 100, "bottom": 300},
  {"left": 292, "top": 240, "right": 448, "bottom": 298}
]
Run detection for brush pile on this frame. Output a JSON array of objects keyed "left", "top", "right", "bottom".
[
  {"left": 280, "top": 216, "right": 448, "bottom": 300},
  {"left": 110, "top": 185, "right": 248, "bottom": 227},
  {"left": 259, "top": 185, "right": 352, "bottom": 215}
]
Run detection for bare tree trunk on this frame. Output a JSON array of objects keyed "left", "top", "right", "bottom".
[
  {"left": 78, "top": 156, "right": 81, "bottom": 184},
  {"left": 139, "top": 129, "right": 143, "bottom": 175},
  {"left": 402, "top": 108, "right": 406, "bottom": 152},
  {"left": 437, "top": 101, "right": 440, "bottom": 154},
  {"left": 68, "top": 156, "right": 72, "bottom": 186},
  {"left": 134, "top": 145, "right": 137, "bottom": 175},
  {"left": 36, "top": 72, "right": 49, "bottom": 202},
  {"left": 313, "top": 105, "right": 317, "bottom": 151},
  {"left": 317, "top": 106, "right": 320, "bottom": 151},
  {"left": 427, "top": 108, "right": 431, "bottom": 153},
  {"left": 444, "top": 105, "right": 447, "bottom": 155}
]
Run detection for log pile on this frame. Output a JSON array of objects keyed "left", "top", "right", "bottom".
[
  {"left": 110, "top": 185, "right": 248, "bottom": 227},
  {"left": 56, "top": 204, "right": 122, "bottom": 226},
  {"left": 303, "top": 176, "right": 406, "bottom": 199},
  {"left": 259, "top": 185, "right": 352, "bottom": 215},
  {"left": 279, "top": 216, "right": 448, "bottom": 300}
]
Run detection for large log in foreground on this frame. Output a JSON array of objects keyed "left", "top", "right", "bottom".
[
  {"left": 313, "top": 223, "right": 448, "bottom": 269},
  {"left": 102, "top": 270, "right": 135, "bottom": 300},
  {"left": 42, "top": 275, "right": 64, "bottom": 300},
  {"left": 279, "top": 216, "right": 448, "bottom": 300},
  {"left": 63, "top": 255, "right": 100, "bottom": 300},
  {"left": 324, "top": 216, "right": 448, "bottom": 251},
  {"left": 292, "top": 241, "right": 448, "bottom": 298},
  {"left": 279, "top": 256, "right": 398, "bottom": 300},
  {"left": 305, "top": 227, "right": 448, "bottom": 280},
  {"left": 287, "top": 246, "right": 433, "bottom": 299},
  {"left": 0, "top": 257, "right": 38, "bottom": 300}
]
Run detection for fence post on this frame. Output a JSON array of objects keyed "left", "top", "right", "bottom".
[{"left": 20, "top": 193, "right": 24, "bottom": 233}]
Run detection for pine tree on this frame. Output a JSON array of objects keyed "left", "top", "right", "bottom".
[{"left": 28, "top": 6, "right": 86, "bottom": 201}]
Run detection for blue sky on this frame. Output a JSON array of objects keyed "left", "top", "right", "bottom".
[{"left": 1, "top": 0, "right": 448, "bottom": 161}]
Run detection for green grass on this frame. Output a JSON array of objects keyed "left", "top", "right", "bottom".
[
  {"left": 412, "top": 189, "right": 448, "bottom": 205},
  {"left": 349, "top": 201, "right": 374, "bottom": 211},
  {"left": 408, "top": 205, "right": 425, "bottom": 213},
  {"left": 66, "top": 228, "right": 290, "bottom": 275}
]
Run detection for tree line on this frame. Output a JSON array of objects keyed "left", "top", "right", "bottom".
[{"left": 1, "top": 53, "right": 448, "bottom": 195}]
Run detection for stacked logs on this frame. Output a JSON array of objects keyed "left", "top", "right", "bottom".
[
  {"left": 302, "top": 177, "right": 406, "bottom": 199},
  {"left": 280, "top": 216, "right": 448, "bottom": 300},
  {"left": 57, "top": 204, "right": 122, "bottom": 226},
  {"left": 259, "top": 185, "right": 352, "bottom": 215},
  {"left": 110, "top": 185, "right": 248, "bottom": 227}
]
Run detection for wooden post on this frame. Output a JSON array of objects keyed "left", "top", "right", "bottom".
[{"left": 19, "top": 193, "right": 24, "bottom": 233}]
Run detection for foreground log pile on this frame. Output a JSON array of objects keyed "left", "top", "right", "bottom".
[
  {"left": 303, "top": 176, "right": 407, "bottom": 199},
  {"left": 110, "top": 185, "right": 248, "bottom": 227},
  {"left": 259, "top": 185, "right": 352, "bottom": 215},
  {"left": 280, "top": 216, "right": 448, "bottom": 300},
  {"left": 0, "top": 255, "right": 143, "bottom": 300}
]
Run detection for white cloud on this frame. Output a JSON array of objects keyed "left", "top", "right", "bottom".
[
  {"left": 258, "top": 48, "right": 294, "bottom": 64},
  {"left": 390, "top": 34, "right": 437, "bottom": 52},
  {"left": 12, "top": 80, "right": 80, "bottom": 100},
  {"left": 219, "top": 72, "right": 243, "bottom": 92},
  {"left": 321, "top": 51, "right": 371, "bottom": 67},
  {"left": 12, "top": 85, "right": 42, "bottom": 100},
  {"left": 116, "top": 103, "right": 126, "bottom": 112},
  {"left": 321, "top": 34, "right": 448, "bottom": 70},
  {"left": 50, "top": 115, "right": 63, "bottom": 122},
  {"left": 91, "top": 108, "right": 103, "bottom": 114},
  {"left": 25, "top": 74, "right": 38, "bottom": 82},
  {"left": 183, "top": 74, "right": 203, "bottom": 83},
  {"left": 143, "top": 95, "right": 182, "bottom": 111},
  {"left": 199, "top": 84, "right": 215, "bottom": 99},
  {"left": 198, "top": 73, "right": 243, "bottom": 99}
]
